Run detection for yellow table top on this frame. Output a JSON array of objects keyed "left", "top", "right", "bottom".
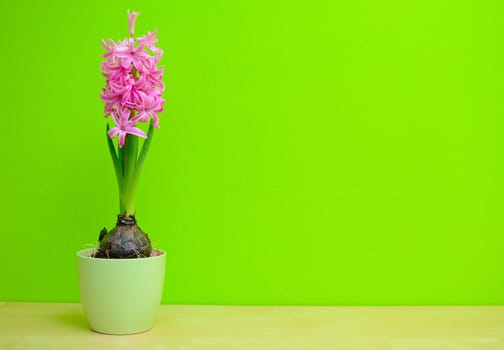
[{"left": 0, "top": 302, "right": 503, "bottom": 349}]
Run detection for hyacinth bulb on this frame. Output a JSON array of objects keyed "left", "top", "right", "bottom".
[{"left": 94, "top": 214, "right": 152, "bottom": 259}]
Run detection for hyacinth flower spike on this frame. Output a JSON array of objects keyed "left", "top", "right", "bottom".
[{"left": 95, "top": 10, "right": 165, "bottom": 259}]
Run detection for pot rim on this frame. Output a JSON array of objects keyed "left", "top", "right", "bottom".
[{"left": 77, "top": 247, "right": 166, "bottom": 261}]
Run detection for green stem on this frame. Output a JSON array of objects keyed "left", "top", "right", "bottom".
[
  {"left": 107, "top": 119, "right": 153, "bottom": 216},
  {"left": 123, "top": 134, "right": 138, "bottom": 216}
]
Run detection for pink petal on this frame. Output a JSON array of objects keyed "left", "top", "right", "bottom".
[
  {"left": 152, "top": 118, "right": 160, "bottom": 128},
  {"left": 110, "top": 110, "right": 120, "bottom": 126},
  {"left": 133, "top": 111, "right": 149, "bottom": 123},
  {"left": 118, "top": 107, "right": 131, "bottom": 121},
  {"left": 108, "top": 127, "right": 120, "bottom": 138},
  {"left": 127, "top": 127, "right": 148, "bottom": 139},
  {"left": 118, "top": 132, "right": 126, "bottom": 148}
]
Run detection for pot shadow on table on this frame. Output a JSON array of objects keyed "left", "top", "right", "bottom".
[{"left": 54, "top": 309, "right": 90, "bottom": 332}]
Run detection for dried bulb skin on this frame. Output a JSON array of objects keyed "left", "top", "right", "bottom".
[{"left": 94, "top": 214, "right": 152, "bottom": 258}]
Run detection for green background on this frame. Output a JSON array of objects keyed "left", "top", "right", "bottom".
[{"left": 1, "top": 0, "right": 503, "bottom": 305}]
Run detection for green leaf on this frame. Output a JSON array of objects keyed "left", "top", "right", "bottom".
[
  {"left": 106, "top": 124, "right": 125, "bottom": 213},
  {"left": 135, "top": 122, "right": 155, "bottom": 177},
  {"left": 128, "top": 122, "right": 155, "bottom": 214},
  {"left": 118, "top": 138, "right": 124, "bottom": 178}
]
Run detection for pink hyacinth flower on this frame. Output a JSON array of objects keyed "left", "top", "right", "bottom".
[
  {"left": 127, "top": 10, "right": 140, "bottom": 37},
  {"left": 112, "top": 38, "right": 149, "bottom": 71},
  {"left": 134, "top": 92, "right": 164, "bottom": 128},
  {"left": 108, "top": 108, "right": 147, "bottom": 147},
  {"left": 101, "top": 10, "right": 165, "bottom": 143},
  {"left": 136, "top": 29, "right": 162, "bottom": 54}
]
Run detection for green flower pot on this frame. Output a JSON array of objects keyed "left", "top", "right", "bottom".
[{"left": 77, "top": 248, "right": 166, "bottom": 334}]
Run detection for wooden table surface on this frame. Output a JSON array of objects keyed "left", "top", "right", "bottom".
[{"left": 0, "top": 302, "right": 503, "bottom": 349}]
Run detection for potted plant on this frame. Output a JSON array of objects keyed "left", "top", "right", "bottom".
[{"left": 77, "top": 10, "right": 166, "bottom": 335}]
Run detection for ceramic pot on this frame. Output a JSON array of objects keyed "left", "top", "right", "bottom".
[{"left": 77, "top": 248, "right": 166, "bottom": 334}]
